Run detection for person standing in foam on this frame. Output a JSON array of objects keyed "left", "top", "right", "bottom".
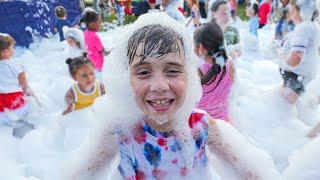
[
  {"left": 82, "top": 9, "right": 109, "bottom": 72},
  {"left": 64, "top": 27, "right": 87, "bottom": 58},
  {"left": 195, "top": 21, "right": 235, "bottom": 122},
  {"left": 210, "top": 0, "right": 242, "bottom": 59},
  {"left": 274, "top": 0, "right": 320, "bottom": 104},
  {"left": 0, "top": 34, "right": 35, "bottom": 138},
  {"left": 65, "top": 13, "right": 274, "bottom": 180},
  {"left": 63, "top": 53, "right": 106, "bottom": 115}
]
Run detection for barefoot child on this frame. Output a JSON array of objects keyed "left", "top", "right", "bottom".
[
  {"left": 63, "top": 53, "right": 106, "bottom": 115},
  {"left": 0, "top": 34, "right": 35, "bottom": 138},
  {"left": 66, "top": 13, "right": 277, "bottom": 179}
]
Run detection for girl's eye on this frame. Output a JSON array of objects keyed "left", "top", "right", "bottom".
[
  {"left": 166, "top": 69, "right": 182, "bottom": 75},
  {"left": 81, "top": 74, "right": 87, "bottom": 78},
  {"left": 136, "top": 69, "right": 151, "bottom": 78}
]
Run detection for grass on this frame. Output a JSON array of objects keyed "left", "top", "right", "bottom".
[{"left": 237, "top": 4, "right": 249, "bottom": 21}]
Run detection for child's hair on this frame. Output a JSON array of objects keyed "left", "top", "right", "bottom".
[
  {"left": 210, "top": 0, "right": 228, "bottom": 12},
  {"left": 247, "top": 2, "right": 259, "bottom": 15},
  {"left": 0, "top": 34, "right": 16, "bottom": 57},
  {"left": 81, "top": 9, "right": 100, "bottom": 27},
  {"left": 54, "top": 6, "right": 67, "bottom": 19},
  {"left": 127, "top": 24, "right": 184, "bottom": 65},
  {"left": 189, "top": 0, "right": 199, "bottom": 8},
  {"left": 194, "top": 21, "right": 227, "bottom": 90},
  {"left": 65, "top": 52, "right": 93, "bottom": 76}
]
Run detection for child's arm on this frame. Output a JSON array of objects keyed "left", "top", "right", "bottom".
[
  {"left": 208, "top": 118, "right": 280, "bottom": 178},
  {"left": 229, "top": 61, "right": 235, "bottom": 82},
  {"left": 100, "top": 83, "right": 106, "bottom": 95},
  {"left": 307, "top": 122, "right": 320, "bottom": 138},
  {"left": 18, "top": 72, "right": 34, "bottom": 96},
  {"left": 65, "top": 127, "right": 118, "bottom": 179},
  {"left": 62, "top": 88, "right": 75, "bottom": 115}
]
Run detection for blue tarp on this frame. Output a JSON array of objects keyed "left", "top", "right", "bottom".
[{"left": 0, "top": 0, "right": 82, "bottom": 47}]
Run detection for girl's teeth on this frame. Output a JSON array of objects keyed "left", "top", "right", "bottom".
[{"left": 152, "top": 100, "right": 170, "bottom": 105}]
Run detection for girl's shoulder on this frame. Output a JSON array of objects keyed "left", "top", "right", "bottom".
[{"left": 188, "top": 108, "right": 209, "bottom": 129}]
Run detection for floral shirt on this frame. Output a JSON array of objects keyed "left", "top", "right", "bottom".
[{"left": 116, "top": 109, "right": 209, "bottom": 180}]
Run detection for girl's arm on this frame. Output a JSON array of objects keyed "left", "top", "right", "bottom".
[
  {"left": 18, "top": 72, "right": 34, "bottom": 96},
  {"left": 63, "top": 88, "right": 75, "bottom": 115},
  {"left": 229, "top": 60, "right": 235, "bottom": 82},
  {"left": 100, "top": 83, "right": 106, "bottom": 95},
  {"left": 207, "top": 118, "right": 260, "bottom": 179},
  {"left": 65, "top": 127, "right": 118, "bottom": 179}
]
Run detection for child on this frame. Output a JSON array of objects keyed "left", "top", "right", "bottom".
[
  {"left": 274, "top": 8, "right": 294, "bottom": 40},
  {"left": 66, "top": 13, "right": 274, "bottom": 179},
  {"left": 54, "top": 6, "right": 71, "bottom": 41},
  {"left": 258, "top": 0, "right": 272, "bottom": 29},
  {"left": 81, "top": 9, "right": 108, "bottom": 72},
  {"left": 0, "top": 34, "right": 35, "bottom": 138},
  {"left": 194, "top": 21, "right": 235, "bottom": 122},
  {"left": 64, "top": 27, "right": 87, "bottom": 57},
  {"left": 211, "top": 0, "right": 242, "bottom": 58},
  {"left": 63, "top": 53, "right": 106, "bottom": 115},
  {"left": 186, "top": 0, "right": 201, "bottom": 29},
  {"left": 246, "top": 1, "right": 259, "bottom": 37}
]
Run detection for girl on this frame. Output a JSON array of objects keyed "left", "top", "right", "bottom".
[
  {"left": 274, "top": 0, "right": 319, "bottom": 104},
  {"left": 64, "top": 27, "right": 87, "bottom": 57},
  {"left": 194, "top": 21, "right": 235, "bottom": 122},
  {"left": 66, "top": 13, "right": 277, "bottom": 179},
  {"left": 0, "top": 34, "right": 35, "bottom": 138},
  {"left": 211, "top": 0, "right": 242, "bottom": 59},
  {"left": 186, "top": 0, "right": 201, "bottom": 29},
  {"left": 81, "top": 9, "right": 108, "bottom": 72},
  {"left": 246, "top": 1, "right": 259, "bottom": 37},
  {"left": 63, "top": 53, "right": 106, "bottom": 115},
  {"left": 274, "top": 8, "right": 294, "bottom": 40}
]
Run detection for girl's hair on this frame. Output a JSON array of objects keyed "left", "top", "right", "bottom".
[
  {"left": 0, "top": 34, "right": 16, "bottom": 57},
  {"left": 247, "top": 2, "right": 259, "bottom": 15},
  {"left": 54, "top": 6, "right": 67, "bottom": 18},
  {"left": 211, "top": 0, "right": 228, "bottom": 12},
  {"left": 65, "top": 52, "right": 93, "bottom": 76},
  {"left": 194, "top": 21, "right": 227, "bottom": 91},
  {"left": 81, "top": 9, "right": 100, "bottom": 26},
  {"left": 127, "top": 24, "right": 184, "bottom": 65},
  {"left": 189, "top": 0, "right": 199, "bottom": 8}
]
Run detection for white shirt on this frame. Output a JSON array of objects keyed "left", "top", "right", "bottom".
[
  {"left": 0, "top": 59, "right": 24, "bottom": 93},
  {"left": 281, "top": 21, "right": 320, "bottom": 84}
]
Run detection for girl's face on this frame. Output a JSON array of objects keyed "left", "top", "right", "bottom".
[
  {"left": 130, "top": 44, "right": 187, "bottom": 125},
  {"left": 66, "top": 37, "right": 77, "bottom": 48},
  {"left": 0, "top": 45, "right": 14, "bottom": 60},
  {"left": 73, "top": 65, "right": 96, "bottom": 91},
  {"left": 212, "top": 4, "right": 231, "bottom": 26},
  {"left": 88, "top": 16, "right": 102, "bottom": 31},
  {"left": 246, "top": 7, "right": 254, "bottom": 17}
]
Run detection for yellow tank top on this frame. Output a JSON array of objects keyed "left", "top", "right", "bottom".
[{"left": 73, "top": 80, "right": 101, "bottom": 110}]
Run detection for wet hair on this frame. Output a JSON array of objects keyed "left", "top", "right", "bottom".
[
  {"left": 194, "top": 21, "right": 227, "bottom": 91},
  {"left": 65, "top": 52, "right": 93, "bottom": 76},
  {"left": 211, "top": 0, "right": 228, "bottom": 12},
  {"left": 80, "top": 10, "right": 100, "bottom": 27},
  {"left": 127, "top": 24, "right": 184, "bottom": 65},
  {"left": 54, "top": 6, "right": 67, "bottom": 19},
  {"left": 0, "top": 34, "right": 16, "bottom": 57}
]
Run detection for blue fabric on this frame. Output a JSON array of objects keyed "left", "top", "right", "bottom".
[
  {"left": 0, "top": 0, "right": 82, "bottom": 47},
  {"left": 54, "top": 19, "right": 71, "bottom": 41},
  {"left": 249, "top": 16, "right": 259, "bottom": 36}
]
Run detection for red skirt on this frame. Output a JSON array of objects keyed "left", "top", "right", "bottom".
[{"left": 0, "top": 92, "right": 26, "bottom": 112}]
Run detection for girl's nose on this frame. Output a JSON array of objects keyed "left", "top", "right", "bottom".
[{"left": 149, "top": 75, "right": 169, "bottom": 93}]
